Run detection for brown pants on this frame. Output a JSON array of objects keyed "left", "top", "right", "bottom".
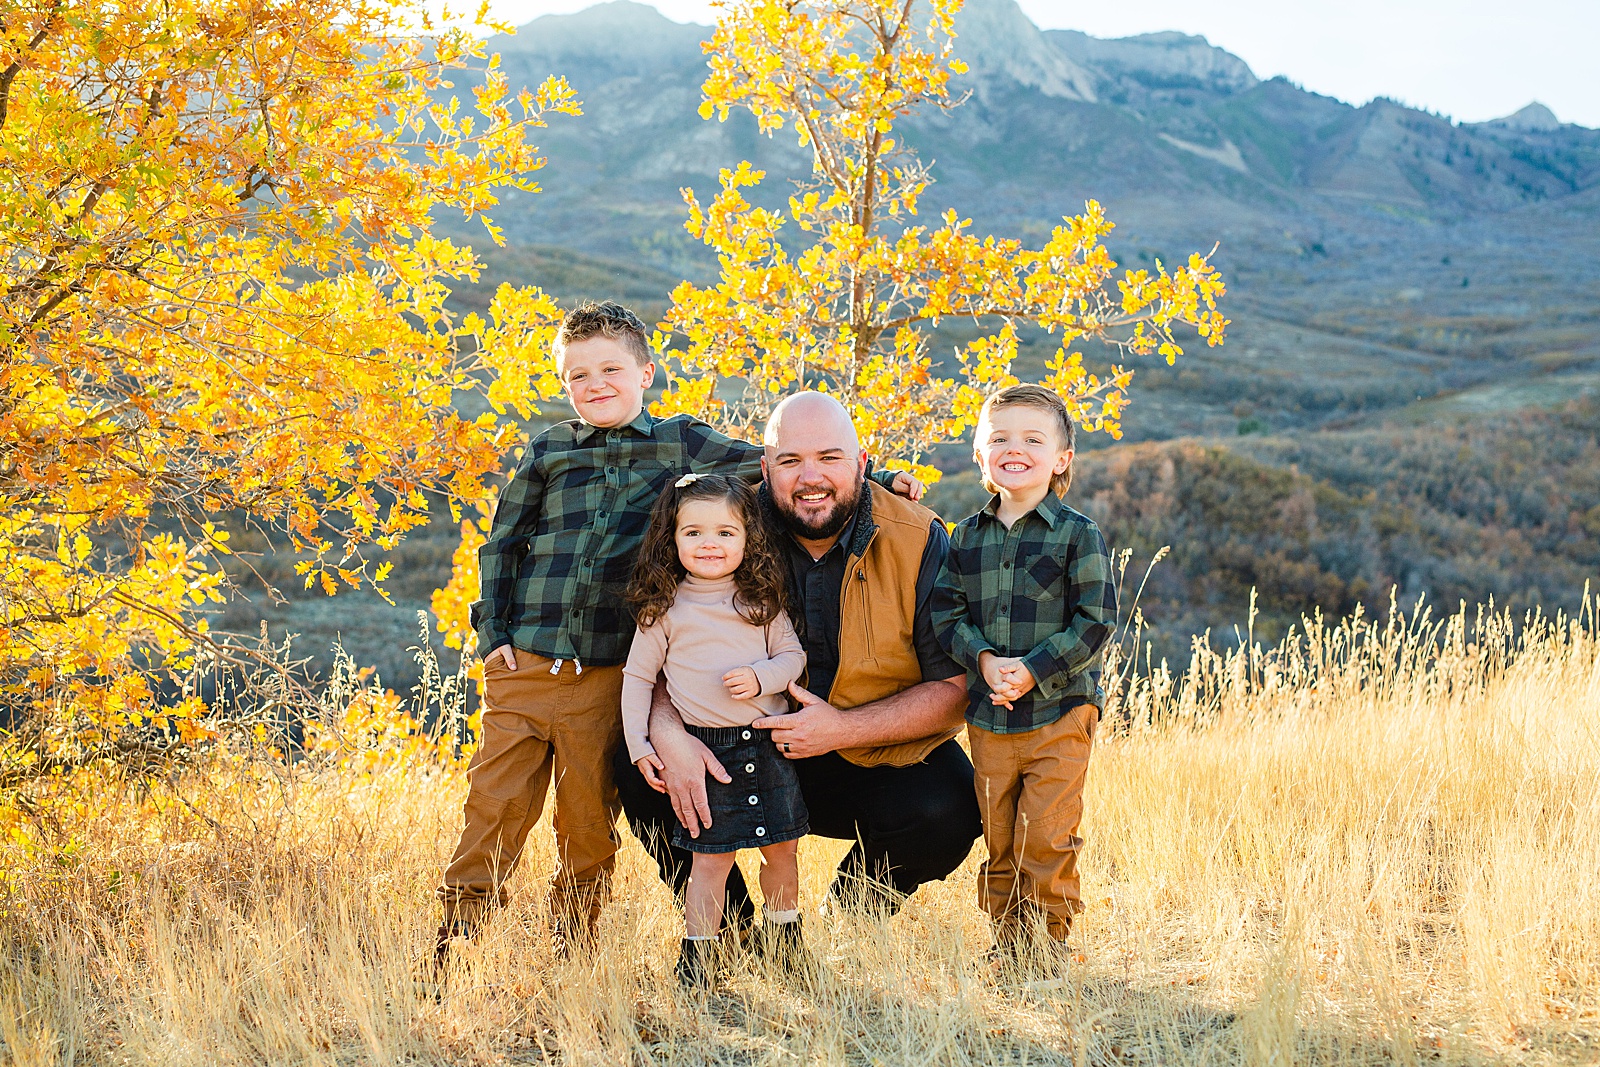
[
  {"left": 438, "top": 652, "right": 623, "bottom": 933},
  {"left": 969, "top": 703, "right": 1098, "bottom": 941}
]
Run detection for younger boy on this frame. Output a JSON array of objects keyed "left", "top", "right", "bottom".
[
  {"left": 931, "top": 384, "right": 1117, "bottom": 960},
  {"left": 437, "top": 301, "right": 920, "bottom": 962}
]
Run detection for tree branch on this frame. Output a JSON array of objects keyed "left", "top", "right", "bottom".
[{"left": 0, "top": 3, "right": 59, "bottom": 130}]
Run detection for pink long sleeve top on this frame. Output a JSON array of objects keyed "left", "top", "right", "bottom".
[{"left": 620, "top": 575, "right": 806, "bottom": 763}]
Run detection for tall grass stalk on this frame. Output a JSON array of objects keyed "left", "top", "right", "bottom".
[{"left": 2, "top": 596, "right": 1596, "bottom": 1065}]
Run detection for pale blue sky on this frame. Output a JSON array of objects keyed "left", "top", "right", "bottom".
[{"left": 475, "top": 0, "right": 1600, "bottom": 128}]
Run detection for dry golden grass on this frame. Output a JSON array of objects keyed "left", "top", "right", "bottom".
[{"left": 2, "top": 597, "right": 1597, "bottom": 1066}]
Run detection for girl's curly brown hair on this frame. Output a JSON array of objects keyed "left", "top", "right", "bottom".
[{"left": 628, "top": 474, "right": 789, "bottom": 630}]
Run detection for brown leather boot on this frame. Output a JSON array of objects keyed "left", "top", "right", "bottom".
[
  {"left": 550, "top": 881, "right": 605, "bottom": 959},
  {"left": 433, "top": 921, "right": 461, "bottom": 971},
  {"left": 428, "top": 915, "right": 480, "bottom": 997}
]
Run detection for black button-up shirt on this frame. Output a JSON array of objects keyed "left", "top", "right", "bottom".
[{"left": 776, "top": 488, "right": 962, "bottom": 699}]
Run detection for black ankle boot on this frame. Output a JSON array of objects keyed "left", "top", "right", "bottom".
[
  {"left": 756, "top": 918, "right": 814, "bottom": 978},
  {"left": 676, "top": 937, "right": 719, "bottom": 989}
]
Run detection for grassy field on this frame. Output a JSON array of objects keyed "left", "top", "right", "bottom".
[{"left": 1, "top": 598, "right": 1596, "bottom": 1066}]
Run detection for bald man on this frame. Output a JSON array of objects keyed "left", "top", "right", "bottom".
[{"left": 614, "top": 391, "right": 983, "bottom": 930}]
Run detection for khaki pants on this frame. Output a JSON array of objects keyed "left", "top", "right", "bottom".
[
  {"left": 439, "top": 652, "right": 623, "bottom": 935},
  {"left": 969, "top": 703, "right": 1098, "bottom": 941}
]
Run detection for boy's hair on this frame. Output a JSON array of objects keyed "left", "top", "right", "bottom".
[
  {"left": 554, "top": 300, "right": 652, "bottom": 369},
  {"left": 978, "top": 384, "right": 1078, "bottom": 497},
  {"left": 628, "top": 474, "right": 789, "bottom": 630}
]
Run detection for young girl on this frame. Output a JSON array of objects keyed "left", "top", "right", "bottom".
[{"left": 621, "top": 473, "right": 809, "bottom": 987}]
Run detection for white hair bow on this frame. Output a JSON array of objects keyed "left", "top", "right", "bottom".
[{"left": 673, "top": 473, "right": 701, "bottom": 488}]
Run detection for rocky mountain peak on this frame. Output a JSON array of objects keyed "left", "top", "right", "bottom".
[
  {"left": 494, "top": 0, "right": 708, "bottom": 71},
  {"left": 1047, "top": 28, "right": 1257, "bottom": 95},
  {"left": 1485, "top": 102, "right": 1562, "bottom": 131},
  {"left": 943, "top": 0, "right": 1098, "bottom": 102}
]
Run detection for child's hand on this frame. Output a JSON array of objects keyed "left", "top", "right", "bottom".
[
  {"left": 890, "top": 471, "right": 925, "bottom": 502},
  {"left": 978, "top": 650, "right": 1012, "bottom": 709},
  {"left": 723, "top": 666, "right": 761, "bottom": 699},
  {"left": 994, "top": 659, "right": 1036, "bottom": 703},
  {"left": 979, "top": 651, "right": 1033, "bottom": 709},
  {"left": 635, "top": 753, "right": 668, "bottom": 794}
]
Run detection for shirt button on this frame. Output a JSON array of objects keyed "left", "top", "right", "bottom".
[
  {"left": 755, "top": 827, "right": 766, "bottom": 837},
  {"left": 745, "top": 763, "right": 755, "bottom": 773},
  {"left": 999, "top": 606, "right": 1009, "bottom": 615},
  {"left": 1003, "top": 561, "right": 1012, "bottom": 568},
  {"left": 748, "top": 795, "right": 758, "bottom": 805},
  {"left": 606, "top": 466, "right": 616, "bottom": 474}
]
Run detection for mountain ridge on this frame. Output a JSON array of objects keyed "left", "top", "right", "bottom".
[
  {"left": 480, "top": 0, "right": 1600, "bottom": 239},
  {"left": 441, "top": 0, "right": 1599, "bottom": 467},
  {"left": 492, "top": 0, "right": 1591, "bottom": 132}
]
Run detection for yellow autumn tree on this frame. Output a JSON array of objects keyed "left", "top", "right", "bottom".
[
  {"left": 655, "top": 0, "right": 1228, "bottom": 478},
  {"left": 0, "top": 0, "right": 572, "bottom": 769}
]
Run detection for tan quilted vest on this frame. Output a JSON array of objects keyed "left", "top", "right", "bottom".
[{"left": 830, "top": 483, "right": 964, "bottom": 768}]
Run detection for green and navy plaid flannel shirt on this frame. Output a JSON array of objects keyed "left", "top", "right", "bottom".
[
  {"left": 932, "top": 491, "right": 1118, "bottom": 733},
  {"left": 472, "top": 408, "right": 903, "bottom": 666}
]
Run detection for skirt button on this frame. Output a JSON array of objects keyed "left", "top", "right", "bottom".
[
  {"left": 741, "top": 730, "right": 751, "bottom": 740},
  {"left": 745, "top": 763, "right": 755, "bottom": 773},
  {"left": 748, "top": 795, "right": 758, "bottom": 805},
  {"left": 755, "top": 827, "right": 766, "bottom": 837}
]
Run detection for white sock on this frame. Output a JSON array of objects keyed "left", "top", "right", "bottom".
[
  {"left": 685, "top": 934, "right": 718, "bottom": 941},
  {"left": 765, "top": 909, "right": 800, "bottom": 925}
]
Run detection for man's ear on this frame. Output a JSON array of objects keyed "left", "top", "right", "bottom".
[
  {"left": 760, "top": 454, "right": 769, "bottom": 481},
  {"left": 857, "top": 452, "right": 869, "bottom": 479}
]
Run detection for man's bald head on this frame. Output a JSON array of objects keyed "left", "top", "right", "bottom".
[
  {"left": 761, "top": 391, "right": 867, "bottom": 546},
  {"left": 763, "top": 391, "right": 860, "bottom": 456}
]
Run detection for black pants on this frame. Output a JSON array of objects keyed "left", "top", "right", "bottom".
[{"left": 613, "top": 738, "right": 982, "bottom": 918}]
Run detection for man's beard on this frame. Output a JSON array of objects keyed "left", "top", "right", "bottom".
[{"left": 774, "top": 476, "right": 862, "bottom": 541}]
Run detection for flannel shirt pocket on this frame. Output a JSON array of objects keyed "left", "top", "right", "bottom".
[{"left": 1021, "top": 553, "right": 1065, "bottom": 601}]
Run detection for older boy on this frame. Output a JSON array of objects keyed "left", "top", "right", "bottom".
[
  {"left": 437, "top": 301, "right": 918, "bottom": 961},
  {"left": 932, "top": 384, "right": 1117, "bottom": 960}
]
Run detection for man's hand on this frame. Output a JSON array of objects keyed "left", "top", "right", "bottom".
[
  {"left": 754, "top": 683, "right": 852, "bottom": 759},
  {"left": 635, "top": 753, "right": 667, "bottom": 793},
  {"left": 648, "top": 688, "right": 731, "bottom": 837},
  {"left": 722, "top": 666, "right": 761, "bottom": 700},
  {"left": 494, "top": 645, "right": 517, "bottom": 672},
  {"left": 890, "top": 471, "right": 925, "bottom": 502}
]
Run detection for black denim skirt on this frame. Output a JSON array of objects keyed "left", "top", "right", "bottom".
[{"left": 673, "top": 724, "right": 809, "bottom": 853}]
